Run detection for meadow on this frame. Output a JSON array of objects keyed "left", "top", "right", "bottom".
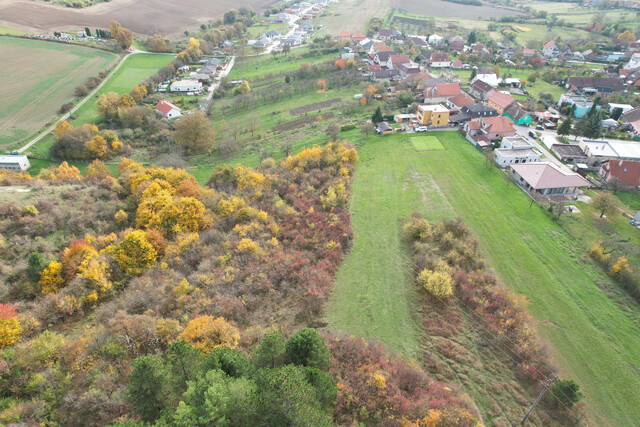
[
  {"left": 326, "top": 131, "right": 640, "bottom": 426},
  {"left": 228, "top": 50, "right": 339, "bottom": 82},
  {"left": 0, "top": 37, "right": 118, "bottom": 147}
]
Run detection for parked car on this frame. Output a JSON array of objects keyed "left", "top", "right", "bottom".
[
  {"left": 415, "top": 126, "right": 428, "bottom": 132},
  {"left": 528, "top": 130, "right": 537, "bottom": 139},
  {"left": 535, "top": 125, "right": 544, "bottom": 131}
]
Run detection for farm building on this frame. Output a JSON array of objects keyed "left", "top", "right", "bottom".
[
  {"left": 580, "top": 139, "right": 640, "bottom": 164},
  {"left": 494, "top": 136, "right": 540, "bottom": 168},
  {"left": 170, "top": 80, "right": 203, "bottom": 93},
  {"left": 376, "top": 121, "right": 393, "bottom": 135},
  {"left": 155, "top": 100, "right": 182, "bottom": 119},
  {"left": 0, "top": 155, "right": 30, "bottom": 172},
  {"left": 599, "top": 160, "right": 640, "bottom": 187},
  {"left": 416, "top": 104, "right": 449, "bottom": 127},
  {"left": 511, "top": 162, "right": 591, "bottom": 196}
]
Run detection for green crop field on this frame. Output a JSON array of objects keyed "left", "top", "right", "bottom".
[
  {"left": 0, "top": 36, "right": 118, "bottom": 147},
  {"left": 0, "top": 26, "right": 27, "bottom": 35},
  {"left": 327, "top": 131, "right": 640, "bottom": 426},
  {"left": 410, "top": 135, "right": 445, "bottom": 151},
  {"left": 69, "top": 53, "right": 175, "bottom": 125}
]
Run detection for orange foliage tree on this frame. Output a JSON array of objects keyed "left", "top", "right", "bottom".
[{"left": 61, "top": 241, "right": 98, "bottom": 280}]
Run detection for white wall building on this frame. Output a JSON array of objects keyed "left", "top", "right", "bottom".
[
  {"left": 0, "top": 155, "right": 30, "bottom": 172},
  {"left": 170, "top": 80, "right": 203, "bottom": 93},
  {"left": 494, "top": 136, "right": 541, "bottom": 168}
]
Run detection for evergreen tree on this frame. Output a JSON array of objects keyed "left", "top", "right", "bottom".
[
  {"left": 371, "top": 106, "right": 383, "bottom": 123},
  {"left": 470, "top": 68, "right": 477, "bottom": 80},
  {"left": 128, "top": 355, "right": 169, "bottom": 423},
  {"left": 85, "top": 27, "right": 91, "bottom": 36},
  {"left": 468, "top": 31, "right": 477, "bottom": 44},
  {"left": 557, "top": 116, "right": 572, "bottom": 136},
  {"left": 285, "top": 328, "right": 331, "bottom": 371}
]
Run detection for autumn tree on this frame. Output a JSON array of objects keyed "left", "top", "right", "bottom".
[
  {"left": 38, "top": 261, "right": 65, "bottom": 294},
  {"left": 55, "top": 120, "right": 72, "bottom": 140},
  {"left": 60, "top": 240, "right": 98, "bottom": 280},
  {"left": 326, "top": 123, "right": 341, "bottom": 141},
  {"left": 617, "top": 30, "right": 636, "bottom": 42},
  {"left": 179, "top": 315, "right": 240, "bottom": 354},
  {"left": 116, "top": 27, "right": 134, "bottom": 49},
  {"left": 417, "top": 268, "right": 453, "bottom": 300},
  {"left": 114, "top": 230, "right": 158, "bottom": 275},
  {"left": 147, "top": 34, "right": 168, "bottom": 52},
  {"left": 173, "top": 110, "right": 216, "bottom": 154},
  {"left": 233, "top": 79, "right": 251, "bottom": 95},
  {"left": 360, "top": 122, "right": 375, "bottom": 137},
  {"left": 129, "top": 84, "right": 148, "bottom": 103},
  {"left": 0, "top": 304, "right": 22, "bottom": 348},
  {"left": 317, "top": 79, "right": 327, "bottom": 91},
  {"left": 592, "top": 192, "right": 617, "bottom": 218}
]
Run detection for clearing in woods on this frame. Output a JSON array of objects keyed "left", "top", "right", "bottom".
[
  {"left": 327, "top": 132, "right": 640, "bottom": 426},
  {"left": 0, "top": 37, "right": 118, "bottom": 147}
]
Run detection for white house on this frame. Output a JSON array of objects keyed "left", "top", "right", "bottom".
[
  {"left": 264, "top": 30, "right": 281, "bottom": 40},
  {"left": 170, "top": 80, "right": 203, "bottom": 93},
  {"left": 542, "top": 40, "right": 558, "bottom": 58},
  {"left": 155, "top": 100, "right": 182, "bottom": 119},
  {"left": 494, "top": 136, "right": 541, "bottom": 168},
  {"left": 511, "top": 162, "right": 590, "bottom": 196},
  {"left": 471, "top": 73, "right": 500, "bottom": 87},
  {"left": 625, "top": 52, "right": 640, "bottom": 70},
  {"left": 0, "top": 155, "right": 30, "bottom": 172},
  {"left": 428, "top": 34, "right": 443, "bottom": 45}
]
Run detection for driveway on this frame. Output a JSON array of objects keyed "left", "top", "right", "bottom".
[{"left": 513, "top": 124, "right": 573, "bottom": 173}]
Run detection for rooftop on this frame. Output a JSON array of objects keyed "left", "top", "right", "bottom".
[
  {"left": 504, "top": 136, "right": 531, "bottom": 148},
  {"left": 496, "top": 148, "right": 539, "bottom": 157},
  {"left": 419, "top": 104, "right": 449, "bottom": 113},
  {"left": 511, "top": 162, "right": 590, "bottom": 189},
  {"left": 0, "top": 155, "right": 28, "bottom": 163}
]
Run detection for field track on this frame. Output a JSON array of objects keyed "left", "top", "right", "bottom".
[{"left": 0, "top": 0, "right": 276, "bottom": 38}]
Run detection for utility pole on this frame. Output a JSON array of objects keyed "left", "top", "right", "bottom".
[{"left": 521, "top": 376, "right": 557, "bottom": 426}]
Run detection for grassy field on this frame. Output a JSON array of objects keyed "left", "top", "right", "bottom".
[
  {"left": 0, "top": 26, "right": 27, "bottom": 35},
  {"left": 327, "top": 131, "right": 640, "bottom": 426},
  {"left": 228, "top": 50, "right": 338, "bottom": 82},
  {"left": 69, "top": 53, "right": 174, "bottom": 126},
  {"left": 0, "top": 36, "right": 118, "bottom": 147},
  {"left": 410, "top": 135, "right": 444, "bottom": 150}
]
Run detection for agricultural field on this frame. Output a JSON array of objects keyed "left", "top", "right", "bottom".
[
  {"left": 0, "top": 25, "right": 26, "bottom": 35},
  {"left": 24, "top": 53, "right": 174, "bottom": 163},
  {"left": 390, "top": 0, "right": 523, "bottom": 19},
  {"left": 0, "top": 0, "right": 274, "bottom": 38},
  {"left": 327, "top": 131, "right": 640, "bottom": 426},
  {"left": 311, "top": 0, "right": 391, "bottom": 36},
  {"left": 0, "top": 37, "right": 118, "bottom": 147}
]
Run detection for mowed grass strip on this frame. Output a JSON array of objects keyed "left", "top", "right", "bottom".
[
  {"left": 410, "top": 136, "right": 444, "bottom": 151},
  {"left": 328, "top": 132, "right": 640, "bottom": 425}
]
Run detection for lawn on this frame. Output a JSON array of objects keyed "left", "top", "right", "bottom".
[
  {"left": 0, "top": 36, "right": 118, "bottom": 147},
  {"left": 0, "top": 26, "right": 27, "bottom": 35},
  {"left": 69, "top": 53, "right": 174, "bottom": 125},
  {"left": 410, "top": 135, "right": 444, "bottom": 150},
  {"left": 327, "top": 131, "right": 640, "bottom": 426}
]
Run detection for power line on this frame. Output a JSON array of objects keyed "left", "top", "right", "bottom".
[{"left": 359, "top": 222, "right": 606, "bottom": 426}]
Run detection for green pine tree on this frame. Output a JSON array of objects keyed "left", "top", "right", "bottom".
[{"left": 557, "top": 116, "right": 572, "bottom": 136}]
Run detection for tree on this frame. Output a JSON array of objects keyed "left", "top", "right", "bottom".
[
  {"left": 108, "top": 20, "right": 121, "bottom": 38},
  {"left": 557, "top": 116, "right": 572, "bottom": 136},
  {"left": 317, "top": 79, "right": 327, "bottom": 91},
  {"left": 483, "top": 146, "right": 495, "bottom": 169},
  {"left": 592, "top": 192, "right": 617, "bottom": 218},
  {"left": 360, "top": 122, "right": 375, "bottom": 138},
  {"left": 417, "top": 268, "right": 453, "bottom": 300},
  {"left": 282, "top": 43, "right": 291, "bottom": 55},
  {"left": 253, "top": 331, "right": 286, "bottom": 368},
  {"left": 55, "top": 120, "right": 72, "bottom": 140},
  {"left": 85, "top": 27, "right": 91, "bottom": 36},
  {"left": 285, "top": 328, "right": 331, "bottom": 371},
  {"left": 179, "top": 315, "right": 240, "bottom": 354},
  {"left": 467, "top": 31, "right": 477, "bottom": 44},
  {"left": 115, "top": 27, "right": 134, "bottom": 49},
  {"left": 246, "top": 113, "right": 262, "bottom": 137},
  {"left": 470, "top": 68, "right": 477, "bottom": 80},
  {"left": 128, "top": 355, "right": 169, "bottom": 423},
  {"left": 165, "top": 340, "right": 203, "bottom": 396},
  {"left": 550, "top": 379, "right": 583, "bottom": 408},
  {"left": 617, "top": 30, "right": 636, "bottom": 42},
  {"left": 114, "top": 230, "right": 157, "bottom": 275},
  {"left": 233, "top": 79, "right": 251, "bottom": 95},
  {"left": 26, "top": 252, "right": 48, "bottom": 283},
  {"left": 326, "top": 123, "right": 341, "bottom": 141},
  {"left": 38, "top": 261, "right": 65, "bottom": 294},
  {"left": 610, "top": 107, "right": 623, "bottom": 121},
  {"left": 0, "top": 304, "right": 22, "bottom": 348},
  {"left": 371, "top": 106, "right": 383, "bottom": 123},
  {"left": 173, "top": 110, "right": 216, "bottom": 154}
]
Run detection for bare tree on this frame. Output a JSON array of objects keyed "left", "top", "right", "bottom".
[
  {"left": 228, "top": 118, "right": 242, "bottom": 141},
  {"left": 246, "top": 113, "right": 262, "bottom": 137}
]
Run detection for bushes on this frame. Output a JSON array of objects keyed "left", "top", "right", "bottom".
[
  {"left": 589, "top": 241, "right": 640, "bottom": 300},
  {"left": 179, "top": 315, "right": 240, "bottom": 354}
]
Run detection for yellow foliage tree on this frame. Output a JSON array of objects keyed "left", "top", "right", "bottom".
[
  {"left": 0, "top": 304, "right": 22, "bottom": 348},
  {"left": 114, "top": 230, "right": 157, "bottom": 276},
  {"left": 53, "top": 162, "right": 82, "bottom": 181},
  {"left": 179, "top": 315, "right": 240, "bottom": 354},
  {"left": 79, "top": 257, "right": 113, "bottom": 296},
  {"left": 417, "top": 269, "right": 453, "bottom": 300},
  {"left": 39, "top": 261, "right": 65, "bottom": 295},
  {"left": 55, "top": 120, "right": 72, "bottom": 140},
  {"left": 85, "top": 135, "right": 108, "bottom": 158},
  {"left": 618, "top": 30, "right": 636, "bottom": 42},
  {"left": 129, "top": 84, "right": 148, "bottom": 103}
]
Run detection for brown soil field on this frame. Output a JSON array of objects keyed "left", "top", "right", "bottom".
[
  {"left": 313, "top": 0, "right": 391, "bottom": 35},
  {"left": 290, "top": 98, "right": 342, "bottom": 115},
  {"left": 0, "top": 37, "right": 118, "bottom": 147},
  {"left": 391, "top": 0, "right": 523, "bottom": 19},
  {"left": 0, "top": 0, "right": 275, "bottom": 39},
  {"left": 272, "top": 112, "right": 334, "bottom": 132}
]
